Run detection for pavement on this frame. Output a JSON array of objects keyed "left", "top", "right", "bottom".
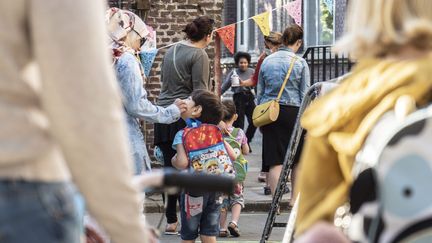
[
  {"left": 144, "top": 129, "right": 292, "bottom": 213},
  {"left": 146, "top": 212, "right": 290, "bottom": 243}
]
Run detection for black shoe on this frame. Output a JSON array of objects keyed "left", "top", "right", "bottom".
[{"left": 264, "top": 186, "right": 271, "bottom": 195}]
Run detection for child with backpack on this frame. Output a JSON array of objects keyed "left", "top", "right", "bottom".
[
  {"left": 219, "top": 100, "right": 250, "bottom": 238},
  {"left": 171, "top": 90, "right": 236, "bottom": 243}
]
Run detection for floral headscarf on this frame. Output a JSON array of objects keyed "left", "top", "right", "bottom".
[{"left": 106, "top": 8, "right": 150, "bottom": 61}]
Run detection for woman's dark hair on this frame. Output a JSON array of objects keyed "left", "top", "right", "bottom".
[
  {"left": 222, "top": 100, "right": 236, "bottom": 122},
  {"left": 234, "top": 52, "right": 251, "bottom": 66},
  {"left": 191, "top": 89, "right": 223, "bottom": 125},
  {"left": 183, "top": 16, "right": 215, "bottom": 42},
  {"left": 282, "top": 24, "right": 303, "bottom": 46}
]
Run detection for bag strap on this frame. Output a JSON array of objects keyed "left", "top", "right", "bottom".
[
  {"left": 276, "top": 56, "right": 298, "bottom": 101},
  {"left": 230, "top": 128, "right": 240, "bottom": 138},
  {"left": 173, "top": 44, "right": 186, "bottom": 82}
]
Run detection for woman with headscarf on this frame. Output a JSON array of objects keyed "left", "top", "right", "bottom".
[
  {"left": 106, "top": 8, "right": 186, "bottom": 174},
  {"left": 153, "top": 16, "right": 215, "bottom": 234}
]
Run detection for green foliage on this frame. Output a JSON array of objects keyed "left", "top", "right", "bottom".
[{"left": 320, "top": 1, "right": 334, "bottom": 44}]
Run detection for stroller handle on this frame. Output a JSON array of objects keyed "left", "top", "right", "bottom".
[{"left": 133, "top": 169, "right": 235, "bottom": 194}]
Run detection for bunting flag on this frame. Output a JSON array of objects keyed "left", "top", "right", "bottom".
[
  {"left": 252, "top": 11, "right": 270, "bottom": 36},
  {"left": 322, "top": 0, "right": 334, "bottom": 14},
  {"left": 140, "top": 49, "right": 158, "bottom": 77},
  {"left": 216, "top": 24, "right": 236, "bottom": 54},
  {"left": 284, "top": 0, "right": 302, "bottom": 25}
]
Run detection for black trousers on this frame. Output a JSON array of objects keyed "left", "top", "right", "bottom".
[
  {"left": 233, "top": 92, "right": 257, "bottom": 143},
  {"left": 154, "top": 120, "right": 186, "bottom": 224},
  {"left": 158, "top": 141, "right": 180, "bottom": 224}
]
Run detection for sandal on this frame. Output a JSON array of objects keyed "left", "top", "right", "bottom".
[
  {"left": 219, "top": 229, "right": 229, "bottom": 237},
  {"left": 164, "top": 221, "right": 178, "bottom": 235},
  {"left": 228, "top": 222, "right": 241, "bottom": 237}
]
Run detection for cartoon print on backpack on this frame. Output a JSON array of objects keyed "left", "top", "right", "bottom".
[
  {"left": 205, "top": 160, "right": 221, "bottom": 174},
  {"left": 183, "top": 124, "right": 235, "bottom": 178},
  {"left": 191, "top": 156, "right": 203, "bottom": 171}
]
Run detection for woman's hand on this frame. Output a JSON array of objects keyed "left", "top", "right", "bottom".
[
  {"left": 240, "top": 78, "right": 254, "bottom": 87},
  {"left": 174, "top": 99, "right": 187, "bottom": 113}
]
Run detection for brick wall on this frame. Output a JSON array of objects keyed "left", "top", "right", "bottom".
[{"left": 108, "top": 0, "right": 224, "bottom": 159}]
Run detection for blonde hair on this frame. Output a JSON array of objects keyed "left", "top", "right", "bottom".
[
  {"left": 264, "top": 31, "right": 282, "bottom": 45},
  {"left": 334, "top": 0, "right": 432, "bottom": 58}
]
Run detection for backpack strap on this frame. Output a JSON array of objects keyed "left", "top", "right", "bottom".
[
  {"left": 173, "top": 44, "right": 186, "bottom": 83},
  {"left": 230, "top": 128, "right": 240, "bottom": 139},
  {"left": 185, "top": 118, "right": 201, "bottom": 128}
]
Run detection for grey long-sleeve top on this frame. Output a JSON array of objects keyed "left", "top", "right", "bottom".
[{"left": 158, "top": 42, "right": 211, "bottom": 107}]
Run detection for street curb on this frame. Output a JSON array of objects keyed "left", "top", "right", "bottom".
[{"left": 144, "top": 200, "right": 290, "bottom": 214}]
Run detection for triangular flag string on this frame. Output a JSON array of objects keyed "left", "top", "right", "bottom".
[
  {"left": 157, "top": 5, "right": 285, "bottom": 50},
  {"left": 216, "top": 24, "right": 236, "bottom": 54},
  {"left": 157, "top": 1, "right": 304, "bottom": 50},
  {"left": 284, "top": 0, "right": 302, "bottom": 26},
  {"left": 140, "top": 49, "right": 158, "bottom": 77},
  {"left": 252, "top": 11, "right": 270, "bottom": 36}
]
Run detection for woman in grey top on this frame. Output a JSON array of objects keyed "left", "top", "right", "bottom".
[{"left": 154, "top": 16, "right": 215, "bottom": 234}]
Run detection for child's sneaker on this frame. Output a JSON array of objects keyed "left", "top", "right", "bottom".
[{"left": 228, "top": 222, "right": 240, "bottom": 237}]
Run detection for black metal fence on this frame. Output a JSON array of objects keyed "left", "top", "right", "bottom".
[
  {"left": 303, "top": 45, "right": 354, "bottom": 84},
  {"left": 220, "top": 45, "right": 354, "bottom": 84}
]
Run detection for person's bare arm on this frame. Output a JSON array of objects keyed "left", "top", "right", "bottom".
[
  {"left": 224, "top": 141, "right": 237, "bottom": 161},
  {"left": 241, "top": 143, "right": 250, "bottom": 155},
  {"left": 172, "top": 144, "right": 189, "bottom": 170},
  {"left": 239, "top": 78, "right": 255, "bottom": 87}
]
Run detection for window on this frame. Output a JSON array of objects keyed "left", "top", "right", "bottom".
[
  {"left": 236, "top": 0, "right": 257, "bottom": 53},
  {"left": 304, "top": 0, "right": 335, "bottom": 47}
]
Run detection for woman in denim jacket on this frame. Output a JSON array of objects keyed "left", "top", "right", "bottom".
[
  {"left": 107, "top": 8, "right": 186, "bottom": 174},
  {"left": 257, "top": 24, "right": 310, "bottom": 200}
]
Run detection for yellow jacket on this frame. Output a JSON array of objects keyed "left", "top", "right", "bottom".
[{"left": 295, "top": 54, "right": 432, "bottom": 236}]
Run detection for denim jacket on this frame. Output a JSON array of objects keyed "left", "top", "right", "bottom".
[
  {"left": 257, "top": 47, "right": 310, "bottom": 107},
  {"left": 115, "top": 52, "right": 180, "bottom": 173}
]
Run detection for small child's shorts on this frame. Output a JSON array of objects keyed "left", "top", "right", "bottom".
[
  {"left": 180, "top": 192, "right": 222, "bottom": 240},
  {"left": 221, "top": 183, "right": 244, "bottom": 210}
]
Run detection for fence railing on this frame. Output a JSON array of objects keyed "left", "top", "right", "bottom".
[
  {"left": 303, "top": 45, "right": 354, "bottom": 84},
  {"left": 220, "top": 45, "right": 354, "bottom": 84}
]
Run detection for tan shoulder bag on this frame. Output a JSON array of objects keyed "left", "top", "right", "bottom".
[{"left": 252, "top": 57, "right": 297, "bottom": 127}]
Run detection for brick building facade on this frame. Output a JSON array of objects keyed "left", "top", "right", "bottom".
[
  {"left": 107, "top": 0, "right": 349, "bottom": 161},
  {"left": 108, "top": 0, "right": 224, "bottom": 159}
]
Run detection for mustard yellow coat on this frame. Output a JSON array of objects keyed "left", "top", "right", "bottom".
[{"left": 295, "top": 54, "right": 432, "bottom": 236}]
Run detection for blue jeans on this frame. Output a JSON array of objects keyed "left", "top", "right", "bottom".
[
  {"left": 180, "top": 192, "right": 222, "bottom": 240},
  {"left": 0, "top": 180, "right": 81, "bottom": 243}
]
